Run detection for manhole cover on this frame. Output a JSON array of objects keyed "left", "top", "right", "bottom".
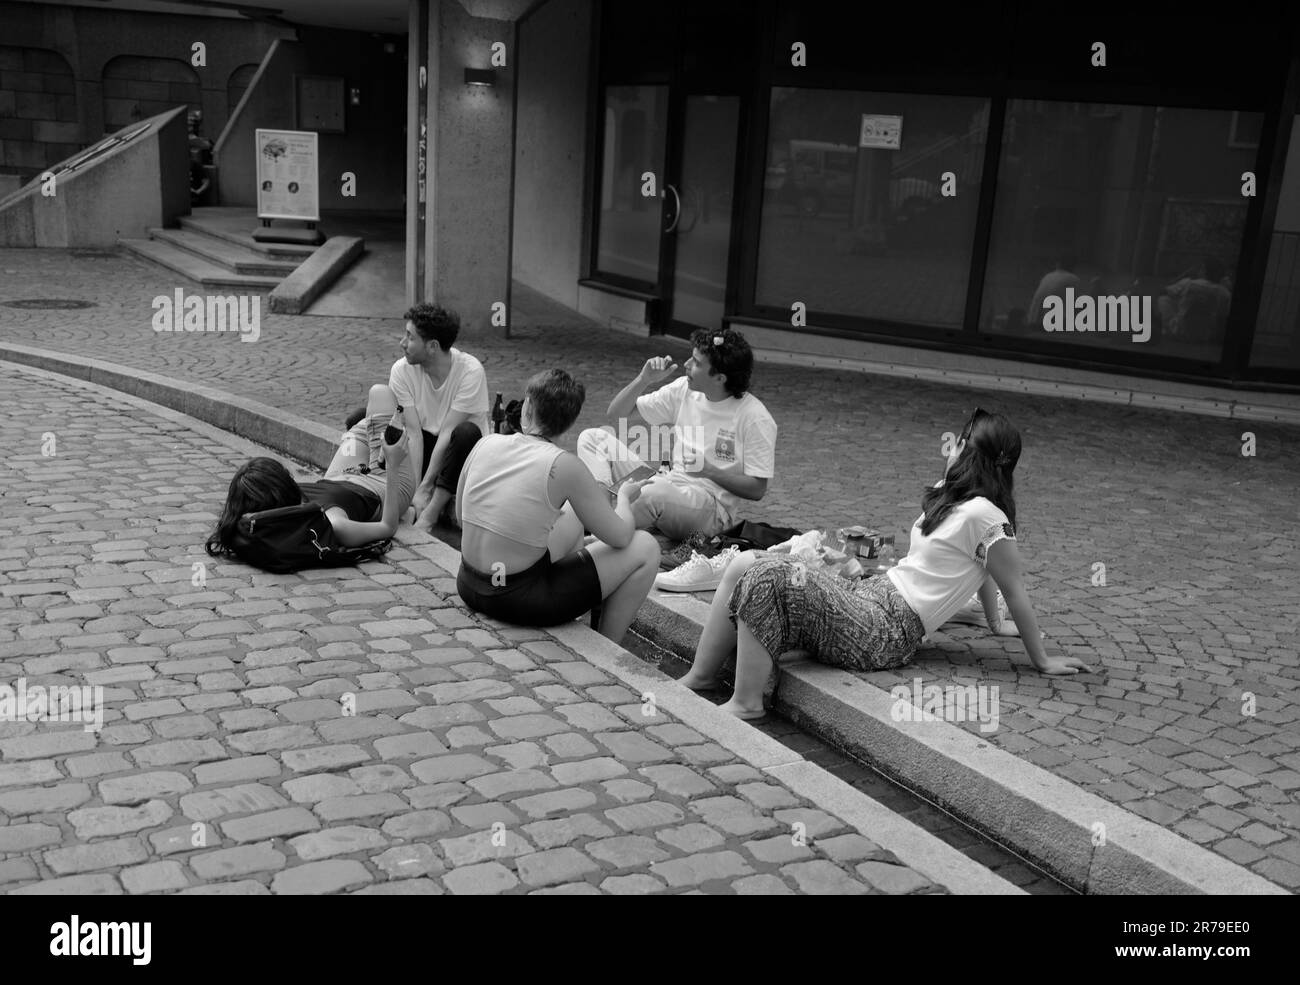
[{"left": 0, "top": 299, "right": 97, "bottom": 310}]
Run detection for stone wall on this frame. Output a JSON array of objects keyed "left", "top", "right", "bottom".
[
  {"left": 0, "top": 0, "right": 293, "bottom": 182},
  {"left": 0, "top": 106, "right": 190, "bottom": 247},
  {"left": 0, "top": 46, "right": 79, "bottom": 176},
  {"left": 101, "top": 55, "right": 202, "bottom": 133},
  {"left": 226, "top": 63, "right": 259, "bottom": 117}
]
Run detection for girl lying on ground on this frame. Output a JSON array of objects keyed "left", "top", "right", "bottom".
[
  {"left": 205, "top": 384, "right": 416, "bottom": 556},
  {"left": 678, "top": 408, "right": 1094, "bottom": 719},
  {"left": 455, "top": 368, "right": 660, "bottom": 644}
]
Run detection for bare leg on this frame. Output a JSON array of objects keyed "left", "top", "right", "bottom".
[
  {"left": 427, "top": 486, "right": 454, "bottom": 528},
  {"left": 325, "top": 425, "right": 367, "bottom": 476},
  {"left": 720, "top": 619, "right": 774, "bottom": 720},
  {"left": 585, "top": 530, "right": 660, "bottom": 643},
  {"left": 326, "top": 384, "right": 399, "bottom": 478},
  {"left": 679, "top": 550, "right": 758, "bottom": 690}
]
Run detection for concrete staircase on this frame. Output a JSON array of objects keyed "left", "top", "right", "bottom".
[{"left": 120, "top": 212, "right": 315, "bottom": 291}]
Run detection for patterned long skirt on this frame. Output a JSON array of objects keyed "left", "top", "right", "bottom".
[{"left": 727, "top": 555, "right": 925, "bottom": 672}]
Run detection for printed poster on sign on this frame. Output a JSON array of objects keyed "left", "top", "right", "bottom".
[
  {"left": 255, "top": 128, "right": 320, "bottom": 221},
  {"left": 859, "top": 114, "right": 903, "bottom": 150}
]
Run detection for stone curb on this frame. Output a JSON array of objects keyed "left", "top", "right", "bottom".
[
  {"left": 744, "top": 346, "right": 1300, "bottom": 426},
  {"left": 0, "top": 342, "right": 341, "bottom": 471},
  {"left": 638, "top": 591, "right": 1287, "bottom": 895},
  {"left": 2, "top": 345, "right": 1285, "bottom": 895}
]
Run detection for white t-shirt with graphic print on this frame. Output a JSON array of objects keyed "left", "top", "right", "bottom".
[
  {"left": 635, "top": 377, "right": 777, "bottom": 524},
  {"left": 886, "top": 496, "right": 1016, "bottom": 636}
]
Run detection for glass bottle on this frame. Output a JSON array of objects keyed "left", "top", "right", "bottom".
[
  {"left": 873, "top": 541, "right": 897, "bottom": 575},
  {"left": 491, "top": 392, "right": 504, "bottom": 433}
]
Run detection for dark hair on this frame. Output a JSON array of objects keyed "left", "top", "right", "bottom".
[
  {"left": 403, "top": 302, "right": 460, "bottom": 351},
  {"left": 920, "top": 410, "right": 1021, "bottom": 537},
  {"left": 1203, "top": 256, "right": 1226, "bottom": 283},
  {"left": 205, "top": 457, "right": 302, "bottom": 558},
  {"left": 524, "top": 369, "right": 585, "bottom": 438},
  {"left": 689, "top": 327, "right": 753, "bottom": 397}
]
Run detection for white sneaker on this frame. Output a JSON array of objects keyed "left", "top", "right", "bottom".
[{"left": 655, "top": 546, "right": 739, "bottom": 593}]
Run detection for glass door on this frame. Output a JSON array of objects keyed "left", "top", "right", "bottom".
[
  {"left": 588, "top": 0, "right": 751, "bottom": 332},
  {"left": 593, "top": 85, "right": 670, "bottom": 288},
  {"left": 663, "top": 94, "right": 741, "bottom": 335}
]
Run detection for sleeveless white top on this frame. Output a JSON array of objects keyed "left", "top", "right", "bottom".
[{"left": 459, "top": 433, "right": 565, "bottom": 549}]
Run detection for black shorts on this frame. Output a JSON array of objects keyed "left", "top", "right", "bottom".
[{"left": 457, "top": 549, "right": 603, "bottom": 627}]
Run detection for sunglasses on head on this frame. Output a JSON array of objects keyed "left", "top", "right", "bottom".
[{"left": 959, "top": 407, "right": 990, "bottom": 444}]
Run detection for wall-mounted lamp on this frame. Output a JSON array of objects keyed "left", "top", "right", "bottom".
[
  {"left": 350, "top": 87, "right": 361, "bottom": 106},
  {"left": 464, "top": 68, "right": 497, "bottom": 87}
]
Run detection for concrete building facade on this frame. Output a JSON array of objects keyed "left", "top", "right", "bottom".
[
  {"left": 6, "top": 0, "right": 1300, "bottom": 388},
  {"left": 0, "top": 0, "right": 293, "bottom": 182}
]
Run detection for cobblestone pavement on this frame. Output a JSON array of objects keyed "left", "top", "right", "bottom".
[
  {"left": 1, "top": 248, "right": 1299, "bottom": 888},
  {"left": 0, "top": 364, "right": 950, "bottom": 895}
]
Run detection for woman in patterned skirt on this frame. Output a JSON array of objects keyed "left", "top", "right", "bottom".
[{"left": 679, "top": 409, "right": 1093, "bottom": 719}]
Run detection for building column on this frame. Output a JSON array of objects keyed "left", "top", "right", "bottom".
[
  {"left": 405, "top": 0, "right": 428, "bottom": 308},
  {"left": 407, "top": 0, "right": 515, "bottom": 336}
]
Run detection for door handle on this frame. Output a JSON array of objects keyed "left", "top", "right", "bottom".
[{"left": 663, "top": 183, "right": 681, "bottom": 234}]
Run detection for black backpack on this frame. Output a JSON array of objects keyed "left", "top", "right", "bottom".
[{"left": 230, "top": 503, "right": 392, "bottom": 574}]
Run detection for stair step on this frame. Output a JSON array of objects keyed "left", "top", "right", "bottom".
[
  {"left": 120, "top": 239, "right": 283, "bottom": 290},
  {"left": 178, "top": 214, "right": 318, "bottom": 259},
  {"left": 148, "top": 228, "right": 300, "bottom": 277}
]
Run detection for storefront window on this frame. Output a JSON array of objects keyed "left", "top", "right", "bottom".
[
  {"left": 594, "top": 85, "right": 668, "bottom": 284},
  {"left": 755, "top": 88, "right": 988, "bottom": 329},
  {"left": 1252, "top": 116, "right": 1300, "bottom": 370},
  {"left": 981, "top": 101, "right": 1261, "bottom": 361}
]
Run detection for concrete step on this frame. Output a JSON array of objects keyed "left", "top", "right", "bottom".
[
  {"left": 177, "top": 214, "right": 317, "bottom": 259},
  {"left": 148, "top": 227, "right": 300, "bottom": 277},
  {"left": 269, "top": 235, "right": 364, "bottom": 314},
  {"left": 119, "top": 239, "right": 282, "bottom": 290}
]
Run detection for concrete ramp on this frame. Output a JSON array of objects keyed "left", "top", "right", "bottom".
[{"left": 0, "top": 107, "right": 189, "bottom": 248}]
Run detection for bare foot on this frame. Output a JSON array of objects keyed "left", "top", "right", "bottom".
[
  {"left": 677, "top": 672, "right": 719, "bottom": 691},
  {"left": 720, "top": 697, "right": 767, "bottom": 720}
]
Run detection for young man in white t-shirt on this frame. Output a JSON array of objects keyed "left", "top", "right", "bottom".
[
  {"left": 388, "top": 303, "right": 489, "bottom": 530},
  {"left": 577, "top": 328, "right": 777, "bottom": 539}
]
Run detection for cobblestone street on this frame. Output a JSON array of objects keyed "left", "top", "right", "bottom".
[
  {"left": 2, "top": 247, "right": 1299, "bottom": 889},
  {"left": 0, "top": 364, "right": 955, "bottom": 894}
]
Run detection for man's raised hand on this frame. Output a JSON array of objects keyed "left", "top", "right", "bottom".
[{"left": 639, "top": 355, "right": 679, "bottom": 386}]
